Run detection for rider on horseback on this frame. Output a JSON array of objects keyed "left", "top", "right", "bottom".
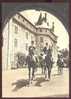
[
  {"left": 29, "top": 41, "right": 35, "bottom": 55},
  {"left": 29, "top": 41, "right": 37, "bottom": 62},
  {"left": 43, "top": 42, "right": 48, "bottom": 55},
  {"left": 27, "top": 41, "right": 36, "bottom": 84},
  {"left": 43, "top": 43, "right": 53, "bottom": 81}
]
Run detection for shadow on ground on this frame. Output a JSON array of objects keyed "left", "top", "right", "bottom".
[
  {"left": 34, "top": 77, "right": 49, "bottom": 87},
  {"left": 12, "top": 73, "right": 61, "bottom": 92},
  {"left": 12, "top": 77, "right": 49, "bottom": 91},
  {"left": 52, "top": 73, "right": 61, "bottom": 76},
  {"left": 12, "top": 79, "right": 29, "bottom": 91}
]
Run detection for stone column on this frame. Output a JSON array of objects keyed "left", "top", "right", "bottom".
[{"left": 7, "top": 18, "right": 15, "bottom": 70}]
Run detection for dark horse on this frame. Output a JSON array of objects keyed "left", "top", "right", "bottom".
[
  {"left": 26, "top": 54, "right": 38, "bottom": 84},
  {"left": 44, "top": 48, "right": 53, "bottom": 80},
  {"left": 38, "top": 53, "right": 45, "bottom": 74}
]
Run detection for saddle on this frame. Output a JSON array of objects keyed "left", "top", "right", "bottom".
[{"left": 28, "top": 54, "right": 36, "bottom": 62}]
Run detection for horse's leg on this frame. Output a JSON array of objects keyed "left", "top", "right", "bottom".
[
  {"left": 41, "top": 66, "right": 43, "bottom": 74},
  {"left": 60, "top": 67, "right": 62, "bottom": 75},
  {"left": 61, "top": 67, "right": 63, "bottom": 74},
  {"left": 45, "top": 66, "right": 47, "bottom": 80},
  {"left": 42, "top": 66, "right": 44, "bottom": 74},
  {"left": 58, "top": 67, "right": 61, "bottom": 74},
  {"left": 48, "top": 67, "right": 51, "bottom": 80},
  {"left": 42, "top": 64, "right": 45, "bottom": 74},
  {"left": 28, "top": 66, "right": 31, "bottom": 85},
  {"left": 32, "top": 66, "right": 35, "bottom": 80},
  {"left": 41, "top": 63, "right": 43, "bottom": 74},
  {"left": 58, "top": 66, "right": 60, "bottom": 74},
  {"left": 43, "top": 61, "right": 45, "bottom": 74},
  {"left": 41, "top": 64, "right": 43, "bottom": 74},
  {"left": 43, "top": 65, "right": 45, "bottom": 74}
]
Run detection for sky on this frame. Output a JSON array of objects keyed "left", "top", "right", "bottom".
[{"left": 20, "top": 9, "right": 69, "bottom": 50}]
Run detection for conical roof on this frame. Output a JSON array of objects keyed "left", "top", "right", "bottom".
[{"left": 35, "top": 12, "right": 50, "bottom": 28}]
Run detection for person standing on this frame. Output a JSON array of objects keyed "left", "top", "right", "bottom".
[{"left": 57, "top": 54, "right": 64, "bottom": 75}]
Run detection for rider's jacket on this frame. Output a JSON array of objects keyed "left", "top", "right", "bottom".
[
  {"left": 43, "top": 46, "right": 48, "bottom": 54},
  {"left": 29, "top": 46, "right": 35, "bottom": 55}
]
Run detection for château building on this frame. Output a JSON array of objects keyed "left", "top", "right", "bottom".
[{"left": 2, "top": 12, "right": 58, "bottom": 70}]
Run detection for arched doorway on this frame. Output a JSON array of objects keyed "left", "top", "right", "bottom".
[{"left": 2, "top": 3, "right": 69, "bottom": 31}]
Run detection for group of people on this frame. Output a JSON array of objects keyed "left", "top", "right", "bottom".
[{"left": 26, "top": 41, "right": 64, "bottom": 85}]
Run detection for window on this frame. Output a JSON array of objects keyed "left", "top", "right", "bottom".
[
  {"left": 40, "top": 37, "right": 43, "bottom": 42},
  {"left": 14, "top": 25, "right": 18, "bottom": 34},
  {"left": 26, "top": 32, "right": 28, "bottom": 39},
  {"left": 14, "top": 39, "right": 18, "bottom": 47},
  {"left": 26, "top": 43, "right": 28, "bottom": 50}
]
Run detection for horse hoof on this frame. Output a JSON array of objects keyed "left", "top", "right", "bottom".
[
  {"left": 32, "top": 78, "right": 35, "bottom": 81},
  {"left": 48, "top": 78, "right": 50, "bottom": 81},
  {"left": 29, "top": 81, "right": 32, "bottom": 85}
]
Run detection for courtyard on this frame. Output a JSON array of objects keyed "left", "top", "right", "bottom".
[{"left": 2, "top": 67, "right": 69, "bottom": 97}]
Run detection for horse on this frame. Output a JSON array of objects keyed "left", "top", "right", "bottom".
[
  {"left": 57, "top": 55, "right": 64, "bottom": 75},
  {"left": 38, "top": 53, "right": 46, "bottom": 74},
  {"left": 26, "top": 54, "right": 38, "bottom": 85}
]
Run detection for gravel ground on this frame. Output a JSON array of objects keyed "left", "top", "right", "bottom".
[{"left": 2, "top": 67, "right": 69, "bottom": 97}]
